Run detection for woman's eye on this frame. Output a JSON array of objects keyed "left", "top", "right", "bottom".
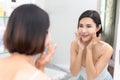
[
  {"left": 79, "top": 25, "right": 83, "bottom": 27},
  {"left": 87, "top": 26, "right": 92, "bottom": 28}
]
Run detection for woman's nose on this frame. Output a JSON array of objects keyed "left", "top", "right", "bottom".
[{"left": 82, "top": 28, "right": 87, "bottom": 33}]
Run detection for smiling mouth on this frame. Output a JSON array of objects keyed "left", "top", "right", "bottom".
[{"left": 82, "top": 35, "right": 88, "bottom": 38}]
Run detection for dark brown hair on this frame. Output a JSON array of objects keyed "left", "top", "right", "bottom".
[{"left": 3, "top": 4, "right": 50, "bottom": 55}]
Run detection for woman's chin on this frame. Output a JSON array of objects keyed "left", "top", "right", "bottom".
[
  {"left": 82, "top": 38, "right": 88, "bottom": 42},
  {"left": 82, "top": 38, "right": 91, "bottom": 44},
  {"left": 83, "top": 40, "right": 89, "bottom": 43}
]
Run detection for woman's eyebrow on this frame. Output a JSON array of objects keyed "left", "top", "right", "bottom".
[{"left": 86, "top": 24, "right": 92, "bottom": 25}]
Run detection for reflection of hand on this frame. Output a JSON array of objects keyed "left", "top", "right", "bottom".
[
  {"left": 35, "top": 43, "right": 56, "bottom": 72},
  {"left": 75, "top": 31, "right": 85, "bottom": 51},
  {"left": 87, "top": 33, "right": 101, "bottom": 50}
]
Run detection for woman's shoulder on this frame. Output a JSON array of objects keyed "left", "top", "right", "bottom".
[
  {"left": 100, "top": 41, "right": 113, "bottom": 55},
  {"left": 14, "top": 67, "right": 50, "bottom": 80},
  {"left": 0, "top": 57, "right": 9, "bottom": 66},
  {"left": 100, "top": 41, "right": 113, "bottom": 50},
  {"left": 71, "top": 40, "right": 78, "bottom": 46},
  {"left": 70, "top": 40, "right": 78, "bottom": 49},
  {"left": 12, "top": 61, "right": 50, "bottom": 80},
  {"left": 32, "top": 70, "right": 51, "bottom": 80}
]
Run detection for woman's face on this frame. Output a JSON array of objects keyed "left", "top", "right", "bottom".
[{"left": 78, "top": 17, "right": 100, "bottom": 43}]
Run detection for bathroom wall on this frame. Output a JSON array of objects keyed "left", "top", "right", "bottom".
[{"left": 43, "top": 0, "right": 100, "bottom": 71}]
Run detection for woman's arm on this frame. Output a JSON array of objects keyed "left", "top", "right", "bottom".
[
  {"left": 86, "top": 46, "right": 113, "bottom": 80},
  {"left": 85, "top": 48, "right": 96, "bottom": 80},
  {"left": 86, "top": 44, "right": 113, "bottom": 80},
  {"left": 70, "top": 40, "right": 84, "bottom": 76}
]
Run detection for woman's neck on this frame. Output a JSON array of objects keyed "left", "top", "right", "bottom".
[
  {"left": 11, "top": 52, "right": 36, "bottom": 65},
  {"left": 83, "top": 41, "right": 90, "bottom": 46},
  {"left": 82, "top": 38, "right": 92, "bottom": 46}
]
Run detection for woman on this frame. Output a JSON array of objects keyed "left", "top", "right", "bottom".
[
  {"left": 70, "top": 10, "right": 113, "bottom": 80},
  {"left": 0, "top": 4, "right": 56, "bottom": 80}
]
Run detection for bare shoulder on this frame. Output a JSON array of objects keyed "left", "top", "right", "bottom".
[
  {"left": 100, "top": 41, "right": 113, "bottom": 55},
  {"left": 13, "top": 67, "right": 50, "bottom": 80},
  {"left": 71, "top": 40, "right": 77, "bottom": 45},
  {"left": 70, "top": 40, "right": 78, "bottom": 52},
  {"left": 34, "top": 71, "right": 51, "bottom": 80},
  {"left": 0, "top": 58, "right": 2, "bottom": 63},
  {"left": 71, "top": 40, "right": 77, "bottom": 48},
  {"left": 101, "top": 41, "right": 113, "bottom": 51}
]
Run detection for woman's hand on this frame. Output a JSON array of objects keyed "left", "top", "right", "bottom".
[
  {"left": 35, "top": 43, "right": 56, "bottom": 72},
  {"left": 87, "top": 33, "right": 101, "bottom": 50},
  {"left": 75, "top": 31, "right": 85, "bottom": 51}
]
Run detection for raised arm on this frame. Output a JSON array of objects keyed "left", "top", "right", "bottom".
[
  {"left": 85, "top": 34, "right": 113, "bottom": 80},
  {"left": 70, "top": 31, "right": 86, "bottom": 76},
  {"left": 70, "top": 40, "right": 84, "bottom": 76}
]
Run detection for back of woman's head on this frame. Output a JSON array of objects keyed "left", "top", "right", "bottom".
[
  {"left": 78, "top": 10, "right": 102, "bottom": 37},
  {"left": 3, "top": 4, "right": 50, "bottom": 55}
]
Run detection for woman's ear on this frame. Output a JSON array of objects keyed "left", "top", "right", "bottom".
[{"left": 97, "top": 24, "right": 102, "bottom": 32}]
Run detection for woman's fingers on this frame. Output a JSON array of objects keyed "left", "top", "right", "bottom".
[
  {"left": 92, "top": 32, "right": 96, "bottom": 39},
  {"left": 35, "top": 43, "right": 56, "bottom": 67},
  {"left": 75, "top": 32, "right": 80, "bottom": 40},
  {"left": 75, "top": 31, "right": 85, "bottom": 50},
  {"left": 75, "top": 31, "right": 80, "bottom": 44},
  {"left": 91, "top": 33, "right": 101, "bottom": 46},
  {"left": 98, "top": 33, "right": 101, "bottom": 40},
  {"left": 38, "top": 52, "right": 46, "bottom": 65},
  {"left": 41, "top": 43, "right": 56, "bottom": 64},
  {"left": 45, "top": 43, "right": 57, "bottom": 60}
]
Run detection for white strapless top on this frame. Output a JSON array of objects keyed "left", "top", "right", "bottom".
[{"left": 77, "top": 65, "right": 109, "bottom": 80}]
